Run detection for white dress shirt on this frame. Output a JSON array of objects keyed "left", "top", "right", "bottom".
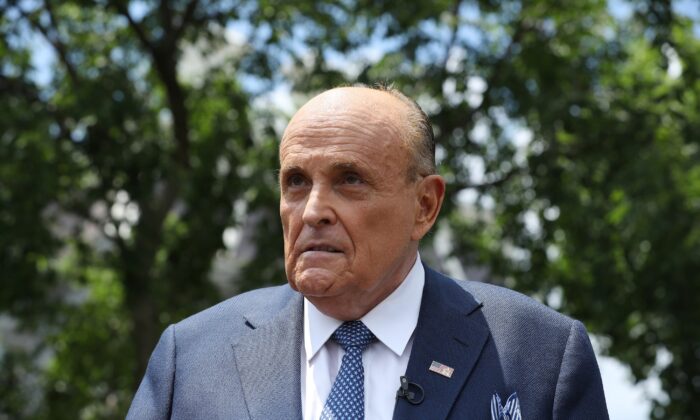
[{"left": 301, "top": 254, "right": 425, "bottom": 420}]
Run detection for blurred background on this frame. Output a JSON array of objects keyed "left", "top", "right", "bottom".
[{"left": 1, "top": 0, "right": 699, "bottom": 418}]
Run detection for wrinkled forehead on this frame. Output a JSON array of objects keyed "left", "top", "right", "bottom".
[{"left": 282, "top": 113, "right": 400, "bottom": 148}]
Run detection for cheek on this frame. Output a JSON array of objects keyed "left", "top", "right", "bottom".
[
  {"left": 358, "top": 202, "right": 415, "bottom": 255},
  {"left": 280, "top": 202, "right": 310, "bottom": 272},
  {"left": 280, "top": 202, "right": 298, "bottom": 236},
  {"left": 280, "top": 207, "right": 297, "bottom": 260},
  {"left": 348, "top": 205, "right": 402, "bottom": 251}
]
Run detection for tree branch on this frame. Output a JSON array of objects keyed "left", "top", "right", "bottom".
[
  {"left": 172, "top": 0, "right": 199, "bottom": 41},
  {"left": 109, "top": 2, "right": 191, "bottom": 170},
  {"left": 111, "top": 1, "right": 157, "bottom": 57},
  {"left": 464, "top": 18, "right": 528, "bottom": 122},
  {"left": 440, "top": 0, "right": 463, "bottom": 73},
  {"left": 41, "top": 1, "right": 79, "bottom": 83},
  {"left": 158, "top": 0, "right": 174, "bottom": 34},
  {"left": 16, "top": 1, "right": 79, "bottom": 85}
]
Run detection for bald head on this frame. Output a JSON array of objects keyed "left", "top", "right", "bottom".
[{"left": 282, "top": 86, "right": 436, "bottom": 179}]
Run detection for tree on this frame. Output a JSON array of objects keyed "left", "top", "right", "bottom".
[
  {"left": 1, "top": 0, "right": 698, "bottom": 418},
  {"left": 2, "top": 0, "right": 263, "bottom": 417}
]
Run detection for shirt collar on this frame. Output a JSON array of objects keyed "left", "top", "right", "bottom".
[{"left": 304, "top": 253, "right": 425, "bottom": 360}]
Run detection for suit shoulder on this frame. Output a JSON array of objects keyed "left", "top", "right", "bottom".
[
  {"left": 427, "top": 266, "right": 572, "bottom": 326},
  {"left": 450, "top": 277, "right": 585, "bottom": 370},
  {"left": 425, "top": 267, "right": 577, "bottom": 338},
  {"left": 458, "top": 279, "right": 574, "bottom": 327}
]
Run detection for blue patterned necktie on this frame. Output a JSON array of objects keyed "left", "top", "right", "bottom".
[{"left": 320, "top": 321, "right": 376, "bottom": 420}]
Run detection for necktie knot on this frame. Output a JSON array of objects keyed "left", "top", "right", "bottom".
[{"left": 332, "top": 321, "right": 376, "bottom": 352}]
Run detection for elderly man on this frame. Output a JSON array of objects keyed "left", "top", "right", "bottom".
[{"left": 127, "top": 86, "right": 608, "bottom": 419}]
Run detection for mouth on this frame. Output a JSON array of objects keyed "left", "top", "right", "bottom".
[{"left": 303, "top": 245, "right": 342, "bottom": 253}]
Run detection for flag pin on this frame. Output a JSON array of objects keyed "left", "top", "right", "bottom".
[{"left": 429, "top": 360, "right": 454, "bottom": 378}]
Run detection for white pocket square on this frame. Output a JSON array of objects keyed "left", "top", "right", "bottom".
[{"left": 491, "top": 392, "right": 522, "bottom": 420}]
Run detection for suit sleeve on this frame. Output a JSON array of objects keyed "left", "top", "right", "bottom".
[
  {"left": 552, "top": 320, "right": 609, "bottom": 420},
  {"left": 126, "top": 325, "right": 176, "bottom": 420}
]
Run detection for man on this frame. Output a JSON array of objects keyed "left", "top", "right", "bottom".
[{"left": 127, "top": 86, "right": 608, "bottom": 419}]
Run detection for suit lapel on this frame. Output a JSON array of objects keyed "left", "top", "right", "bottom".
[
  {"left": 232, "top": 292, "right": 304, "bottom": 420},
  {"left": 393, "top": 267, "right": 490, "bottom": 420}
]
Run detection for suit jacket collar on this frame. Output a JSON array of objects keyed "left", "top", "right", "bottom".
[
  {"left": 393, "top": 265, "right": 489, "bottom": 420},
  {"left": 231, "top": 288, "right": 304, "bottom": 420}
]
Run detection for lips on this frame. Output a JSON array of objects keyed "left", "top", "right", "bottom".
[
  {"left": 305, "top": 246, "right": 341, "bottom": 253},
  {"left": 297, "top": 238, "right": 343, "bottom": 254}
]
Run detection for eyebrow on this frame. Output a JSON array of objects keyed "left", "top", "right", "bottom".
[
  {"left": 331, "top": 161, "right": 363, "bottom": 172},
  {"left": 280, "top": 161, "right": 364, "bottom": 173},
  {"left": 278, "top": 165, "right": 302, "bottom": 174}
]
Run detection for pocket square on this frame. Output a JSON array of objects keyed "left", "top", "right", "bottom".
[{"left": 491, "top": 392, "right": 522, "bottom": 420}]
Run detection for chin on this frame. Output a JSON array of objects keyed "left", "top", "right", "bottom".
[{"left": 290, "top": 268, "right": 339, "bottom": 297}]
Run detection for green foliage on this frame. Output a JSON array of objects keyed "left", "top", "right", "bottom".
[
  {"left": 1, "top": 0, "right": 699, "bottom": 418},
  {"left": 42, "top": 262, "right": 133, "bottom": 418}
]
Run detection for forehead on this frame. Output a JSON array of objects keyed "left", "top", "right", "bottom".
[{"left": 279, "top": 102, "right": 409, "bottom": 169}]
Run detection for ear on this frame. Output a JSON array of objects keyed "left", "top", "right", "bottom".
[{"left": 411, "top": 175, "right": 446, "bottom": 241}]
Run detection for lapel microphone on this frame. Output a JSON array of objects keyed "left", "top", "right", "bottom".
[{"left": 396, "top": 376, "right": 424, "bottom": 405}]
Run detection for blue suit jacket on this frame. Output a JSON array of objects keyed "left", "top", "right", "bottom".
[{"left": 127, "top": 267, "right": 608, "bottom": 419}]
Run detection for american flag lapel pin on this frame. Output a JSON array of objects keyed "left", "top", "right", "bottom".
[{"left": 429, "top": 360, "right": 454, "bottom": 378}]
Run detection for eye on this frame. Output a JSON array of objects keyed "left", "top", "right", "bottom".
[
  {"left": 341, "top": 172, "right": 364, "bottom": 185},
  {"left": 286, "top": 173, "right": 308, "bottom": 187}
]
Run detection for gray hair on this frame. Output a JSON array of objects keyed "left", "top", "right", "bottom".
[{"left": 354, "top": 83, "right": 436, "bottom": 179}]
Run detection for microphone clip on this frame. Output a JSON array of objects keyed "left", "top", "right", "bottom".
[{"left": 396, "top": 375, "right": 424, "bottom": 405}]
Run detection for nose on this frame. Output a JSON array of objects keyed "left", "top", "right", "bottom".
[{"left": 302, "top": 185, "right": 336, "bottom": 227}]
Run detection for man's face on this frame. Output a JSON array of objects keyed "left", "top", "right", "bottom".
[{"left": 279, "top": 89, "right": 424, "bottom": 320}]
